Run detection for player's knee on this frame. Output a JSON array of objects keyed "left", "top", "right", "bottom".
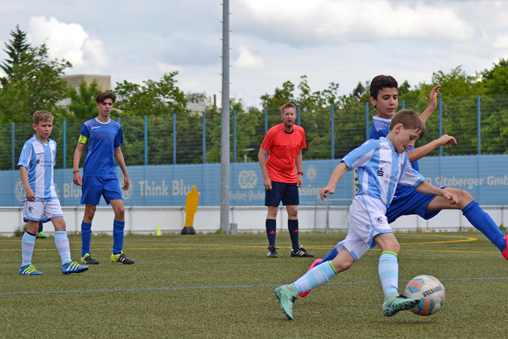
[
  {"left": 334, "top": 260, "right": 353, "bottom": 272},
  {"left": 286, "top": 206, "right": 298, "bottom": 218},
  {"left": 458, "top": 190, "right": 473, "bottom": 206},
  {"left": 115, "top": 206, "right": 125, "bottom": 217},
  {"left": 267, "top": 206, "right": 278, "bottom": 219}
]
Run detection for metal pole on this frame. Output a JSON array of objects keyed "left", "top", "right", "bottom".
[
  {"left": 202, "top": 111, "right": 206, "bottom": 164},
  {"left": 63, "top": 120, "right": 67, "bottom": 169},
  {"left": 439, "top": 98, "right": 443, "bottom": 156},
  {"left": 11, "top": 123, "right": 14, "bottom": 170},
  {"left": 477, "top": 95, "right": 481, "bottom": 155},
  {"left": 264, "top": 108, "right": 268, "bottom": 134},
  {"left": 365, "top": 102, "right": 369, "bottom": 140},
  {"left": 233, "top": 109, "right": 237, "bottom": 163},
  {"left": 297, "top": 105, "right": 301, "bottom": 126},
  {"left": 144, "top": 115, "right": 148, "bottom": 166},
  {"left": 220, "top": 0, "right": 230, "bottom": 233},
  {"left": 331, "top": 104, "right": 334, "bottom": 160},
  {"left": 173, "top": 113, "right": 176, "bottom": 165},
  {"left": 402, "top": 100, "right": 405, "bottom": 109}
]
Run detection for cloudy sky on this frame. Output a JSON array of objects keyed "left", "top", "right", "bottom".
[{"left": 1, "top": 0, "right": 507, "bottom": 107}]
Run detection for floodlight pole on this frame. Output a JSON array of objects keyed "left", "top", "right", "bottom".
[{"left": 220, "top": 0, "right": 230, "bottom": 234}]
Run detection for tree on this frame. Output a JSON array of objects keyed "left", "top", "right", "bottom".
[
  {"left": 0, "top": 25, "right": 31, "bottom": 83},
  {"left": 481, "top": 58, "right": 508, "bottom": 95},
  {"left": 0, "top": 43, "right": 71, "bottom": 123},
  {"left": 68, "top": 79, "right": 104, "bottom": 120}
]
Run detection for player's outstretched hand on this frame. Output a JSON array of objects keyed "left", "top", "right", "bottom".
[
  {"left": 320, "top": 186, "right": 335, "bottom": 201},
  {"left": 428, "top": 85, "right": 441, "bottom": 109},
  {"left": 122, "top": 176, "right": 130, "bottom": 191},
  {"left": 263, "top": 177, "right": 272, "bottom": 190},
  {"left": 442, "top": 191, "right": 459, "bottom": 205},
  {"left": 437, "top": 134, "right": 457, "bottom": 148},
  {"left": 73, "top": 172, "right": 82, "bottom": 186}
]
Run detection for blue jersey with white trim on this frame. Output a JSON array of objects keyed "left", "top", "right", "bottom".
[
  {"left": 79, "top": 118, "right": 123, "bottom": 179},
  {"left": 342, "top": 137, "right": 425, "bottom": 209},
  {"left": 17, "top": 136, "right": 58, "bottom": 201}
]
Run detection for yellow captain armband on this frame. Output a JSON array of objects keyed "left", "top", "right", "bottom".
[{"left": 78, "top": 135, "right": 88, "bottom": 144}]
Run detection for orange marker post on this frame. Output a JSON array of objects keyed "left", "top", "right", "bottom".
[{"left": 181, "top": 186, "right": 199, "bottom": 235}]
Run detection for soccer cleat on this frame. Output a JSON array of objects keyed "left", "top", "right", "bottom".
[
  {"left": 111, "top": 252, "right": 135, "bottom": 264},
  {"left": 19, "top": 264, "right": 42, "bottom": 275},
  {"left": 62, "top": 261, "right": 89, "bottom": 275},
  {"left": 299, "top": 258, "right": 323, "bottom": 297},
  {"left": 274, "top": 285, "right": 297, "bottom": 320},
  {"left": 36, "top": 231, "right": 47, "bottom": 239},
  {"left": 267, "top": 245, "right": 278, "bottom": 258},
  {"left": 81, "top": 253, "right": 99, "bottom": 265},
  {"left": 291, "top": 246, "right": 314, "bottom": 257},
  {"left": 382, "top": 295, "right": 420, "bottom": 317}
]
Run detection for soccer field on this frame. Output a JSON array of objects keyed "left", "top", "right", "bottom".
[{"left": 1, "top": 231, "right": 506, "bottom": 338}]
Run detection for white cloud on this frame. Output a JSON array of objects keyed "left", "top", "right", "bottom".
[
  {"left": 156, "top": 62, "right": 185, "bottom": 74},
  {"left": 494, "top": 34, "right": 508, "bottom": 49},
  {"left": 233, "top": 46, "right": 265, "bottom": 69},
  {"left": 27, "top": 16, "right": 109, "bottom": 69},
  {"left": 235, "top": 0, "right": 475, "bottom": 47}
]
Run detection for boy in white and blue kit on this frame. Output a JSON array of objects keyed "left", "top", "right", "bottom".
[
  {"left": 274, "top": 110, "right": 458, "bottom": 320},
  {"left": 73, "top": 92, "right": 134, "bottom": 265},
  {"left": 18, "top": 110, "right": 88, "bottom": 275}
]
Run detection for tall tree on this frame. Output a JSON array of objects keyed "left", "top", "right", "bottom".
[{"left": 0, "top": 25, "right": 31, "bottom": 82}]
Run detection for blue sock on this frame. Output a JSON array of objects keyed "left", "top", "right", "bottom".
[
  {"left": 21, "top": 232, "right": 36, "bottom": 267},
  {"left": 463, "top": 201, "right": 505, "bottom": 252},
  {"left": 266, "top": 219, "right": 276, "bottom": 246},
  {"left": 81, "top": 221, "right": 92, "bottom": 258},
  {"left": 378, "top": 251, "right": 399, "bottom": 295},
  {"left": 294, "top": 260, "right": 337, "bottom": 294},
  {"left": 288, "top": 219, "right": 299, "bottom": 250},
  {"left": 54, "top": 231, "right": 72, "bottom": 264},
  {"left": 113, "top": 219, "right": 125, "bottom": 255}
]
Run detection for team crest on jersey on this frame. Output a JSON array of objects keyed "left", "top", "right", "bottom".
[{"left": 375, "top": 216, "right": 384, "bottom": 224}]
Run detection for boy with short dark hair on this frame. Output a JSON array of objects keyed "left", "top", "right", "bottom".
[
  {"left": 18, "top": 110, "right": 89, "bottom": 275},
  {"left": 73, "top": 92, "right": 134, "bottom": 265},
  {"left": 274, "top": 110, "right": 459, "bottom": 320}
]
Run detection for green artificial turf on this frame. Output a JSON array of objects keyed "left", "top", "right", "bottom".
[{"left": 0, "top": 231, "right": 506, "bottom": 338}]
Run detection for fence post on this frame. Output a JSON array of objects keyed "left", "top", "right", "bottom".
[
  {"left": 233, "top": 109, "right": 237, "bottom": 163},
  {"left": 477, "top": 95, "right": 481, "bottom": 155},
  {"left": 402, "top": 99, "right": 405, "bottom": 109},
  {"left": 202, "top": 111, "right": 206, "bottom": 164},
  {"left": 63, "top": 120, "right": 67, "bottom": 169},
  {"left": 173, "top": 113, "right": 176, "bottom": 165},
  {"left": 11, "top": 122, "right": 14, "bottom": 170},
  {"left": 365, "top": 102, "right": 369, "bottom": 140},
  {"left": 297, "top": 105, "right": 301, "bottom": 126},
  {"left": 331, "top": 104, "right": 334, "bottom": 160},
  {"left": 144, "top": 115, "right": 148, "bottom": 166},
  {"left": 439, "top": 98, "right": 443, "bottom": 156},
  {"left": 264, "top": 108, "right": 268, "bottom": 134}
]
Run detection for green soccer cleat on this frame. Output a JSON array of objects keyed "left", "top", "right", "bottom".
[
  {"left": 111, "top": 251, "right": 135, "bottom": 264},
  {"left": 274, "top": 285, "right": 298, "bottom": 320},
  {"left": 81, "top": 253, "right": 99, "bottom": 265},
  {"left": 382, "top": 295, "right": 420, "bottom": 317}
]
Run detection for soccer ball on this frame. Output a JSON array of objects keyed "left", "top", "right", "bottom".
[{"left": 403, "top": 275, "right": 446, "bottom": 316}]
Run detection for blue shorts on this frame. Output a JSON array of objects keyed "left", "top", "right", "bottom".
[
  {"left": 265, "top": 181, "right": 299, "bottom": 206},
  {"left": 386, "top": 185, "right": 444, "bottom": 223},
  {"left": 81, "top": 176, "right": 123, "bottom": 206}
]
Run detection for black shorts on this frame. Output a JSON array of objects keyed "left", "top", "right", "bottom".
[{"left": 265, "top": 181, "right": 299, "bottom": 206}]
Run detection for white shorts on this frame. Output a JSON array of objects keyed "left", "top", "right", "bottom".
[
  {"left": 333, "top": 195, "right": 392, "bottom": 261},
  {"left": 23, "top": 199, "right": 63, "bottom": 222}
]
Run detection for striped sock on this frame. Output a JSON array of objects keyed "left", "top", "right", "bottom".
[
  {"left": 294, "top": 260, "right": 337, "bottom": 294},
  {"left": 21, "top": 232, "right": 36, "bottom": 267},
  {"left": 55, "top": 231, "right": 72, "bottom": 264},
  {"left": 378, "top": 251, "right": 399, "bottom": 295}
]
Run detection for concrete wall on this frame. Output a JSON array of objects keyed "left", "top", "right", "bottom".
[{"left": 1, "top": 205, "right": 506, "bottom": 236}]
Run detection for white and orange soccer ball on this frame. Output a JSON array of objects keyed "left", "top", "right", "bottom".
[{"left": 403, "top": 275, "right": 446, "bottom": 316}]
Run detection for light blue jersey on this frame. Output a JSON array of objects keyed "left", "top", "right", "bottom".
[
  {"left": 17, "top": 136, "right": 58, "bottom": 201},
  {"left": 79, "top": 118, "right": 123, "bottom": 179},
  {"left": 342, "top": 137, "right": 425, "bottom": 209}
]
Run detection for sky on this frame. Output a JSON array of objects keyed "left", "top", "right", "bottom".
[{"left": 1, "top": 0, "right": 508, "bottom": 108}]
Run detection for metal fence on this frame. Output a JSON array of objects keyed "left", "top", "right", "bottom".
[{"left": 2, "top": 94, "right": 508, "bottom": 171}]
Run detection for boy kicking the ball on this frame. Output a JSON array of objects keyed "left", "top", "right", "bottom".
[
  {"left": 18, "top": 110, "right": 89, "bottom": 275},
  {"left": 274, "top": 110, "right": 458, "bottom": 320}
]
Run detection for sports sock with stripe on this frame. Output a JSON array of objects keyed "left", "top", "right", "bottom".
[
  {"left": 294, "top": 260, "right": 337, "bottom": 294},
  {"left": 266, "top": 219, "right": 276, "bottom": 246},
  {"left": 378, "top": 251, "right": 399, "bottom": 296},
  {"left": 21, "top": 231, "right": 36, "bottom": 267},
  {"left": 288, "top": 219, "right": 299, "bottom": 250},
  {"left": 55, "top": 231, "right": 72, "bottom": 264}
]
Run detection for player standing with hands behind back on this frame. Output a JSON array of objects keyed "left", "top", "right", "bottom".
[
  {"left": 73, "top": 92, "right": 134, "bottom": 265},
  {"left": 258, "top": 103, "right": 313, "bottom": 259}
]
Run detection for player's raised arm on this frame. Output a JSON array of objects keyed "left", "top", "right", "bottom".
[
  {"left": 406, "top": 134, "right": 457, "bottom": 163},
  {"left": 414, "top": 181, "right": 458, "bottom": 205},
  {"left": 320, "top": 163, "right": 349, "bottom": 200},
  {"left": 419, "top": 85, "right": 441, "bottom": 124}
]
